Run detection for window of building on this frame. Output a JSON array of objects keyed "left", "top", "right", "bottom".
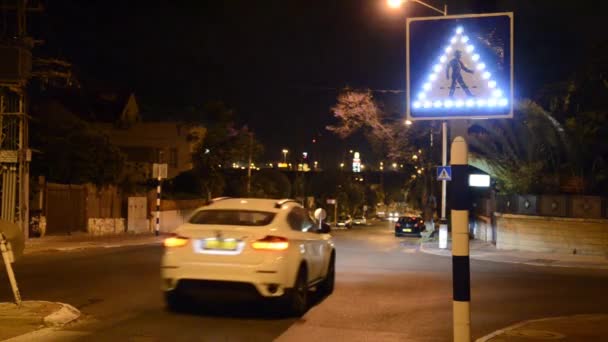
[{"left": 169, "top": 148, "right": 178, "bottom": 168}]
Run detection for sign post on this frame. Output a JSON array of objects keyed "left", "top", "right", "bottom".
[
  {"left": 437, "top": 165, "right": 452, "bottom": 249},
  {"left": 326, "top": 198, "right": 337, "bottom": 227},
  {"left": 406, "top": 12, "right": 513, "bottom": 342},
  {"left": 0, "top": 220, "right": 24, "bottom": 306},
  {"left": 152, "top": 163, "right": 168, "bottom": 236}
]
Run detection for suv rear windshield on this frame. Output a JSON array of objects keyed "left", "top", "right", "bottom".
[
  {"left": 189, "top": 210, "right": 276, "bottom": 226},
  {"left": 398, "top": 217, "right": 422, "bottom": 224},
  {"left": 338, "top": 215, "right": 349, "bottom": 221}
]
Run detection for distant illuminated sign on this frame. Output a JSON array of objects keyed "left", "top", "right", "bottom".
[
  {"left": 407, "top": 13, "right": 513, "bottom": 120},
  {"left": 469, "top": 174, "right": 490, "bottom": 187},
  {"left": 353, "top": 152, "right": 361, "bottom": 173}
]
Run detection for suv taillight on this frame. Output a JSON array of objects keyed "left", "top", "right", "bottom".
[
  {"left": 252, "top": 236, "right": 289, "bottom": 251},
  {"left": 163, "top": 235, "right": 189, "bottom": 248}
]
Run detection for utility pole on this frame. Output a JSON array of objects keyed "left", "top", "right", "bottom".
[
  {"left": 0, "top": 0, "right": 39, "bottom": 241},
  {"left": 0, "top": 0, "right": 42, "bottom": 307}
]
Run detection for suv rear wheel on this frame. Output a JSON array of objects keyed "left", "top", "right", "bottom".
[
  {"left": 319, "top": 254, "right": 335, "bottom": 296},
  {"left": 285, "top": 266, "right": 308, "bottom": 316},
  {"left": 164, "top": 289, "right": 186, "bottom": 312}
]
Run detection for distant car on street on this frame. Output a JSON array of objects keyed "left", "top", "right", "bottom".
[
  {"left": 352, "top": 215, "right": 367, "bottom": 226},
  {"left": 394, "top": 215, "right": 425, "bottom": 237},
  {"left": 161, "top": 197, "right": 335, "bottom": 316},
  {"left": 336, "top": 215, "right": 353, "bottom": 229},
  {"left": 388, "top": 212, "right": 400, "bottom": 222}
]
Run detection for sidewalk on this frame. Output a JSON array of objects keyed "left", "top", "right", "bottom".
[
  {"left": 24, "top": 232, "right": 166, "bottom": 255},
  {"left": 421, "top": 239, "right": 608, "bottom": 341},
  {"left": 421, "top": 239, "right": 608, "bottom": 270},
  {"left": 0, "top": 301, "right": 80, "bottom": 341},
  {"left": 475, "top": 314, "right": 608, "bottom": 342}
]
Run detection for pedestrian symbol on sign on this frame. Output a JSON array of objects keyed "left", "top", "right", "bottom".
[{"left": 437, "top": 166, "right": 452, "bottom": 181}]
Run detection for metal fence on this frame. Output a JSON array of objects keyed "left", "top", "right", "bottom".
[{"left": 473, "top": 194, "right": 608, "bottom": 219}]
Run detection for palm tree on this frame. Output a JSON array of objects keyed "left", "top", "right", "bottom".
[{"left": 468, "top": 100, "right": 569, "bottom": 194}]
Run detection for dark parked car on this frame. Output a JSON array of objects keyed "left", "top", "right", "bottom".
[
  {"left": 336, "top": 215, "right": 353, "bottom": 229},
  {"left": 395, "top": 215, "right": 425, "bottom": 237}
]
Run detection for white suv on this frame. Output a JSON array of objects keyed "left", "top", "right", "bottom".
[{"left": 161, "top": 198, "right": 335, "bottom": 316}]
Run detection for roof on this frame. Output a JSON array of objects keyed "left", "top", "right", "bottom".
[
  {"left": 30, "top": 87, "right": 138, "bottom": 125},
  {"left": 203, "top": 198, "right": 302, "bottom": 213}
]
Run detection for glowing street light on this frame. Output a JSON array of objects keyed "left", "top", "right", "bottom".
[
  {"left": 386, "top": 0, "right": 447, "bottom": 15},
  {"left": 281, "top": 149, "right": 288, "bottom": 163},
  {"left": 387, "top": 0, "right": 404, "bottom": 9}
]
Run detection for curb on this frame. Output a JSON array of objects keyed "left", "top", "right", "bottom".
[
  {"left": 2, "top": 302, "right": 81, "bottom": 342},
  {"left": 419, "top": 243, "right": 608, "bottom": 270},
  {"left": 474, "top": 314, "right": 604, "bottom": 342},
  {"left": 24, "top": 239, "right": 163, "bottom": 255},
  {"left": 43, "top": 302, "right": 80, "bottom": 326}
]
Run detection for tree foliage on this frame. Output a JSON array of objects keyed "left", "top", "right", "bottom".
[
  {"left": 328, "top": 88, "right": 420, "bottom": 160},
  {"left": 536, "top": 41, "right": 608, "bottom": 193},
  {"left": 328, "top": 88, "right": 440, "bottom": 209},
  {"left": 250, "top": 169, "right": 291, "bottom": 199},
  {"left": 468, "top": 100, "right": 569, "bottom": 194},
  {"left": 191, "top": 102, "right": 263, "bottom": 199},
  {"left": 30, "top": 101, "right": 125, "bottom": 186}
]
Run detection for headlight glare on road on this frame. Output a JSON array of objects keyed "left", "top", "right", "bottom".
[{"left": 163, "top": 236, "right": 189, "bottom": 248}]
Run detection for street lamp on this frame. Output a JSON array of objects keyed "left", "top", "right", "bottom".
[
  {"left": 388, "top": 2, "right": 474, "bottom": 341},
  {"left": 282, "top": 149, "right": 288, "bottom": 163},
  {"left": 388, "top": 0, "right": 449, "bottom": 236},
  {"left": 386, "top": 0, "right": 447, "bottom": 15}
]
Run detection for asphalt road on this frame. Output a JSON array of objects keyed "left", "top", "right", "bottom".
[{"left": 2, "top": 221, "right": 608, "bottom": 341}]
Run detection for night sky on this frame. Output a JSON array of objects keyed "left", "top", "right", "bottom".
[{"left": 34, "top": 0, "right": 608, "bottom": 166}]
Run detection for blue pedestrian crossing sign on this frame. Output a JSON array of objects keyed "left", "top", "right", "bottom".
[
  {"left": 437, "top": 166, "right": 452, "bottom": 181},
  {"left": 406, "top": 13, "right": 513, "bottom": 121}
]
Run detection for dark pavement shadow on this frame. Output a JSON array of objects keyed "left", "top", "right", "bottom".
[{"left": 167, "top": 289, "right": 330, "bottom": 320}]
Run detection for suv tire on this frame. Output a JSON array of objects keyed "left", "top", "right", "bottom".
[
  {"left": 164, "top": 289, "right": 186, "bottom": 312},
  {"left": 319, "top": 254, "right": 335, "bottom": 296},
  {"left": 285, "top": 266, "right": 309, "bottom": 316}
]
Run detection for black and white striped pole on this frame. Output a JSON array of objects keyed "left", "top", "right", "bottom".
[
  {"left": 155, "top": 173, "right": 161, "bottom": 236},
  {"left": 450, "top": 136, "right": 471, "bottom": 342},
  {"left": 153, "top": 162, "right": 166, "bottom": 236}
]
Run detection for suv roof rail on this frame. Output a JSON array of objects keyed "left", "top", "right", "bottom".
[
  {"left": 205, "top": 197, "right": 231, "bottom": 205},
  {"left": 274, "top": 199, "right": 301, "bottom": 208}
]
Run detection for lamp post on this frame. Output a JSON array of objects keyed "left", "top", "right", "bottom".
[
  {"left": 389, "top": 2, "right": 472, "bottom": 342},
  {"left": 387, "top": 0, "right": 448, "bottom": 233},
  {"left": 282, "top": 149, "right": 288, "bottom": 164}
]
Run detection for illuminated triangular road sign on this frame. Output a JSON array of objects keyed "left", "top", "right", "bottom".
[
  {"left": 437, "top": 166, "right": 452, "bottom": 181},
  {"left": 406, "top": 13, "right": 514, "bottom": 120},
  {"left": 413, "top": 26, "right": 508, "bottom": 111}
]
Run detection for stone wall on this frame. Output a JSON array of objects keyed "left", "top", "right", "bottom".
[
  {"left": 472, "top": 215, "right": 494, "bottom": 242},
  {"left": 149, "top": 209, "right": 198, "bottom": 233},
  {"left": 495, "top": 213, "right": 608, "bottom": 257},
  {"left": 87, "top": 218, "right": 126, "bottom": 236}
]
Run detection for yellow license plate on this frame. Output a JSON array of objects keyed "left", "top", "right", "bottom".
[
  {"left": 204, "top": 240, "right": 237, "bottom": 250},
  {"left": 402, "top": 228, "right": 412, "bottom": 232}
]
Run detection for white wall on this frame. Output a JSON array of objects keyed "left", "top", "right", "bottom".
[{"left": 149, "top": 209, "right": 197, "bottom": 233}]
